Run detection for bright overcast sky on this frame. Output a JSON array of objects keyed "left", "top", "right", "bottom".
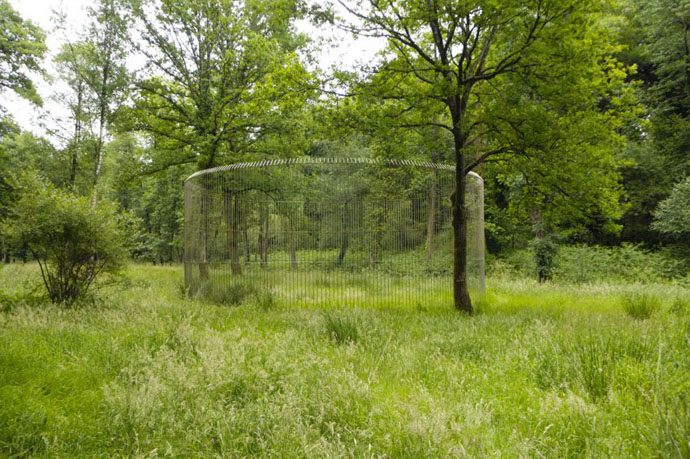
[{"left": 5, "top": 0, "right": 386, "bottom": 144}]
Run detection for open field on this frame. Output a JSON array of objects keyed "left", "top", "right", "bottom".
[{"left": 1, "top": 263, "right": 689, "bottom": 457}]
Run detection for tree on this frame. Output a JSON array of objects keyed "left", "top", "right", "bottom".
[
  {"left": 82, "top": 0, "right": 130, "bottom": 205},
  {"left": 0, "top": 123, "right": 60, "bottom": 234},
  {"left": 337, "top": 0, "right": 630, "bottom": 312},
  {"left": 0, "top": 0, "right": 46, "bottom": 109},
  {"left": 101, "top": 133, "right": 191, "bottom": 263},
  {"left": 125, "top": 0, "right": 316, "bottom": 281},
  {"left": 53, "top": 42, "right": 95, "bottom": 189},
  {"left": 49, "top": 1, "right": 129, "bottom": 201},
  {"left": 127, "top": 0, "right": 315, "bottom": 171},
  {"left": 616, "top": 0, "right": 690, "bottom": 245},
  {"left": 652, "top": 176, "right": 690, "bottom": 237}
]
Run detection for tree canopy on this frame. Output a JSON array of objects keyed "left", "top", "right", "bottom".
[{"left": 0, "top": 0, "right": 46, "bottom": 108}]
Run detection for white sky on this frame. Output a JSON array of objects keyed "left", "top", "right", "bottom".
[{"left": 5, "top": 0, "right": 386, "bottom": 144}]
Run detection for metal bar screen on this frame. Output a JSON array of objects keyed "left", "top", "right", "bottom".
[{"left": 183, "top": 158, "right": 484, "bottom": 307}]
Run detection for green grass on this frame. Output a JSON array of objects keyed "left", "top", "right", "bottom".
[
  {"left": 1, "top": 263, "right": 689, "bottom": 457},
  {"left": 622, "top": 293, "right": 662, "bottom": 320}
]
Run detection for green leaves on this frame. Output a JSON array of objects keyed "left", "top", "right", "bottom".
[
  {"left": 128, "top": 0, "right": 316, "bottom": 171},
  {"left": 652, "top": 176, "right": 690, "bottom": 237},
  {"left": 0, "top": 0, "right": 46, "bottom": 107},
  {"left": 615, "top": 0, "right": 690, "bottom": 244},
  {"left": 2, "top": 172, "right": 128, "bottom": 305}
]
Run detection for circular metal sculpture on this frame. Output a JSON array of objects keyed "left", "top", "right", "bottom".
[{"left": 184, "top": 157, "right": 484, "bottom": 306}]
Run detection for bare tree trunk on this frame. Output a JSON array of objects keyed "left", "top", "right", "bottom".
[
  {"left": 369, "top": 214, "right": 382, "bottom": 269},
  {"left": 336, "top": 235, "right": 349, "bottom": 267},
  {"left": 69, "top": 80, "right": 84, "bottom": 187},
  {"left": 452, "top": 130, "right": 473, "bottom": 314},
  {"left": 198, "top": 183, "right": 210, "bottom": 282},
  {"left": 426, "top": 123, "right": 441, "bottom": 259},
  {"left": 335, "top": 203, "right": 350, "bottom": 267},
  {"left": 242, "top": 221, "right": 250, "bottom": 265},
  {"left": 90, "top": 54, "right": 111, "bottom": 208},
  {"left": 426, "top": 166, "right": 438, "bottom": 260}
]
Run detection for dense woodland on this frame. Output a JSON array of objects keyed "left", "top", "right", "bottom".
[{"left": 0, "top": 0, "right": 688, "bottom": 296}]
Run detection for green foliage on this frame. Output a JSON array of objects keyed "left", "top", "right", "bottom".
[
  {"left": 341, "top": 0, "right": 635, "bottom": 312},
  {"left": 105, "top": 144, "right": 188, "bottom": 263},
  {"left": 496, "top": 244, "right": 688, "bottom": 284},
  {"left": 256, "top": 291, "right": 277, "bottom": 312},
  {"left": 615, "top": 0, "right": 690, "bottom": 244},
  {"left": 0, "top": 0, "right": 46, "bottom": 107},
  {"left": 0, "top": 130, "right": 62, "bottom": 186},
  {"left": 621, "top": 293, "right": 661, "bottom": 320},
  {"left": 652, "top": 176, "right": 690, "bottom": 237},
  {"left": 0, "top": 130, "right": 62, "bottom": 249},
  {"left": 2, "top": 173, "right": 127, "bottom": 305},
  {"left": 127, "top": 0, "right": 315, "bottom": 171},
  {"left": 530, "top": 234, "right": 559, "bottom": 283}
]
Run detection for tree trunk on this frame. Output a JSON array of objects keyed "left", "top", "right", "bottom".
[
  {"left": 336, "top": 203, "right": 350, "bottom": 267},
  {"left": 198, "top": 183, "right": 210, "bottom": 282},
  {"left": 531, "top": 209, "right": 553, "bottom": 283},
  {"left": 91, "top": 116, "right": 106, "bottom": 206},
  {"left": 69, "top": 80, "right": 84, "bottom": 187},
  {"left": 335, "top": 234, "right": 349, "bottom": 267},
  {"left": 426, "top": 166, "right": 438, "bottom": 260},
  {"left": 426, "top": 123, "right": 441, "bottom": 259},
  {"left": 289, "top": 218, "right": 297, "bottom": 270},
  {"left": 242, "top": 222, "right": 250, "bottom": 265},
  {"left": 452, "top": 131, "right": 473, "bottom": 314},
  {"left": 225, "top": 191, "right": 242, "bottom": 275},
  {"left": 259, "top": 199, "right": 269, "bottom": 268},
  {"left": 90, "top": 55, "right": 111, "bottom": 208}
]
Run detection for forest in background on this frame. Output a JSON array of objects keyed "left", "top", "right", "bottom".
[{"left": 0, "top": 0, "right": 688, "bottom": 284}]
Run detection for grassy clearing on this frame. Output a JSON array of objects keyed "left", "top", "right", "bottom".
[{"left": 1, "top": 263, "right": 689, "bottom": 457}]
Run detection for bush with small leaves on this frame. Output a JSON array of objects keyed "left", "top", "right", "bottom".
[{"left": 2, "top": 173, "right": 127, "bottom": 305}]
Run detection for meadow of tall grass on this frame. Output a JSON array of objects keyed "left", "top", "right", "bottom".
[{"left": 0, "top": 263, "right": 688, "bottom": 457}]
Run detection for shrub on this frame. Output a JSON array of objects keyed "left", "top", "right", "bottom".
[
  {"left": 2, "top": 173, "right": 127, "bottom": 305},
  {"left": 494, "top": 244, "right": 688, "bottom": 284},
  {"left": 622, "top": 293, "right": 660, "bottom": 320},
  {"left": 530, "top": 234, "right": 559, "bottom": 283}
]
